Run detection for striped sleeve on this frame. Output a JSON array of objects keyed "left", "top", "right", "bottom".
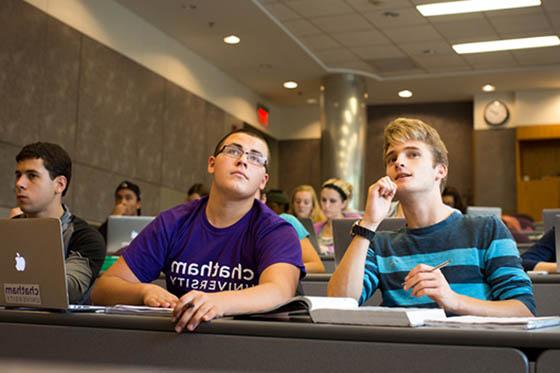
[
  {"left": 360, "top": 246, "right": 380, "bottom": 305},
  {"left": 484, "top": 217, "right": 536, "bottom": 315}
]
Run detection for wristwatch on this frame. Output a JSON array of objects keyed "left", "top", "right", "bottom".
[{"left": 351, "top": 220, "right": 376, "bottom": 243}]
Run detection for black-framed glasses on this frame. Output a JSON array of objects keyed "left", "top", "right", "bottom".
[{"left": 216, "top": 144, "right": 268, "bottom": 168}]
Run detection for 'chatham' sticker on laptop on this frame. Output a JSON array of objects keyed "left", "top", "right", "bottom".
[{"left": 4, "top": 283, "right": 42, "bottom": 305}]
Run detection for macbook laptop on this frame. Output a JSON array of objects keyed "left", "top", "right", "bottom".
[
  {"left": 543, "top": 209, "right": 560, "bottom": 233},
  {"left": 332, "top": 218, "right": 406, "bottom": 266},
  {"left": 466, "top": 206, "right": 502, "bottom": 218},
  {"left": 0, "top": 218, "right": 70, "bottom": 310},
  {"left": 298, "top": 217, "right": 321, "bottom": 254},
  {"left": 107, "top": 215, "right": 154, "bottom": 254}
]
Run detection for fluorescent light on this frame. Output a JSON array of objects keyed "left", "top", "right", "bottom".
[
  {"left": 453, "top": 36, "right": 560, "bottom": 54},
  {"left": 223, "top": 35, "right": 240, "bottom": 45},
  {"left": 482, "top": 84, "right": 496, "bottom": 92},
  {"left": 283, "top": 81, "right": 298, "bottom": 89},
  {"left": 417, "top": 0, "right": 541, "bottom": 17},
  {"left": 398, "top": 90, "right": 413, "bottom": 98}
]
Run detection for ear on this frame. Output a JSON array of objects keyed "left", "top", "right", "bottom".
[
  {"left": 53, "top": 175, "right": 67, "bottom": 196},
  {"left": 207, "top": 156, "right": 216, "bottom": 175},
  {"left": 258, "top": 172, "right": 269, "bottom": 191},
  {"left": 434, "top": 163, "right": 448, "bottom": 183},
  {"left": 341, "top": 199, "right": 349, "bottom": 210}
]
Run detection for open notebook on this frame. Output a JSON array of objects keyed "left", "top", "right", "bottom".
[
  {"left": 424, "top": 316, "right": 560, "bottom": 330},
  {"left": 255, "top": 296, "right": 446, "bottom": 327}
]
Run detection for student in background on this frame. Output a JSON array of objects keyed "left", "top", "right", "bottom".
[
  {"left": 186, "top": 183, "right": 209, "bottom": 202},
  {"left": 13, "top": 142, "right": 106, "bottom": 303},
  {"left": 266, "top": 189, "right": 325, "bottom": 273},
  {"left": 289, "top": 185, "right": 325, "bottom": 223},
  {"left": 442, "top": 186, "right": 465, "bottom": 214},
  {"left": 92, "top": 128, "right": 304, "bottom": 332},
  {"left": 328, "top": 118, "right": 535, "bottom": 317},
  {"left": 98, "top": 181, "right": 142, "bottom": 242},
  {"left": 521, "top": 228, "right": 556, "bottom": 272},
  {"left": 314, "top": 178, "right": 361, "bottom": 256}
]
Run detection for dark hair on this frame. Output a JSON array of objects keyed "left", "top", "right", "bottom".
[
  {"left": 16, "top": 142, "right": 72, "bottom": 197},
  {"left": 213, "top": 128, "right": 270, "bottom": 163},
  {"left": 115, "top": 180, "right": 142, "bottom": 215},
  {"left": 187, "top": 183, "right": 209, "bottom": 197},
  {"left": 266, "top": 189, "right": 289, "bottom": 214},
  {"left": 442, "top": 186, "right": 465, "bottom": 213}
]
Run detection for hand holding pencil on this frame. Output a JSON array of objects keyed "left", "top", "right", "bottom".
[{"left": 403, "top": 260, "right": 460, "bottom": 311}]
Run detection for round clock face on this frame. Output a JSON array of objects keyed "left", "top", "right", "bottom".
[{"left": 484, "top": 100, "right": 509, "bottom": 126}]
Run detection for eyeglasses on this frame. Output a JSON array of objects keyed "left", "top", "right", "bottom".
[{"left": 216, "top": 144, "right": 268, "bottom": 168}]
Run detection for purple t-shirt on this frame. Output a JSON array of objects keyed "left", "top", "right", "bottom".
[{"left": 123, "top": 197, "right": 305, "bottom": 296}]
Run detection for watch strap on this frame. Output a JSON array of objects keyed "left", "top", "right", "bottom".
[{"left": 351, "top": 221, "right": 376, "bottom": 242}]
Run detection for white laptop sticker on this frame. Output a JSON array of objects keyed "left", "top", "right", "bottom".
[{"left": 4, "top": 283, "right": 42, "bottom": 305}]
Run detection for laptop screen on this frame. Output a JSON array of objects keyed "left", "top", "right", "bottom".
[
  {"left": 107, "top": 215, "right": 154, "bottom": 254},
  {"left": 0, "top": 218, "right": 69, "bottom": 310},
  {"left": 543, "top": 209, "right": 560, "bottom": 233}
]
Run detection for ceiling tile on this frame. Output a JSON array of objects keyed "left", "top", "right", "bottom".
[
  {"left": 300, "top": 34, "right": 341, "bottom": 51},
  {"left": 399, "top": 40, "right": 456, "bottom": 56},
  {"left": 284, "top": 0, "right": 354, "bottom": 17},
  {"left": 331, "top": 29, "right": 391, "bottom": 47},
  {"left": 513, "top": 46, "right": 560, "bottom": 65},
  {"left": 412, "top": 54, "right": 470, "bottom": 69},
  {"left": 346, "top": 0, "right": 412, "bottom": 12},
  {"left": 315, "top": 49, "right": 357, "bottom": 62},
  {"left": 363, "top": 7, "right": 428, "bottom": 29},
  {"left": 489, "top": 12, "right": 553, "bottom": 35},
  {"left": 383, "top": 25, "right": 443, "bottom": 43},
  {"left": 366, "top": 57, "right": 421, "bottom": 73},
  {"left": 433, "top": 19, "right": 498, "bottom": 43},
  {"left": 335, "top": 60, "right": 376, "bottom": 73},
  {"left": 351, "top": 44, "right": 405, "bottom": 59},
  {"left": 462, "top": 52, "right": 519, "bottom": 69},
  {"left": 310, "top": 14, "right": 373, "bottom": 32},
  {"left": 261, "top": 2, "right": 301, "bottom": 20},
  {"left": 548, "top": 11, "right": 560, "bottom": 31},
  {"left": 282, "top": 18, "right": 323, "bottom": 36},
  {"left": 542, "top": 0, "right": 560, "bottom": 11},
  {"left": 315, "top": 48, "right": 359, "bottom": 63}
]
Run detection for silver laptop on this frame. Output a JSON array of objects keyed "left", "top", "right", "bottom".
[
  {"left": 543, "top": 209, "right": 560, "bottom": 233},
  {"left": 107, "top": 215, "right": 154, "bottom": 254},
  {"left": 332, "top": 218, "right": 406, "bottom": 266},
  {"left": 298, "top": 217, "right": 321, "bottom": 254},
  {"left": 466, "top": 206, "right": 502, "bottom": 218},
  {"left": 0, "top": 218, "right": 69, "bottom": 310}
]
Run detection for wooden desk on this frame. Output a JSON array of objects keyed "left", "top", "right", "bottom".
[{"left": 2, "top": 309, "right": 559, "bottom": 372}]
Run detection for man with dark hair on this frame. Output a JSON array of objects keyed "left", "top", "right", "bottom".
[
  {"left": 186, "top": 183, "right": 208, "bottom": 202},
  {"left": 98, "top": 180, "right": 142, "bottom": 242},
  {"left": 14, "top": 142, "right": 106, "bottom": 304},
  {"left": 93, "top": 128, "right": 304, "bottom": 332}
]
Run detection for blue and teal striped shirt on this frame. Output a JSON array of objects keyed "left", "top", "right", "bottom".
[{"left": 361, "top": 212, "right": 536, "bottom": 315}]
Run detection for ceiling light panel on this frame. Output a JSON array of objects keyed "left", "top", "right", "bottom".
[
  {"left": 453, "top": 35, "right": 560, "bottom": 54},
  {"left": 417, "top": 0, "right": 542, "bottom": 17}
]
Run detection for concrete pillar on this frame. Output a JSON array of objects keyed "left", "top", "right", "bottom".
[{"left": 320, "top": 73, "right": 368, "bottom": 210}]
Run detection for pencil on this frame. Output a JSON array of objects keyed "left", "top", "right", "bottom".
[{"left": 402, "top": 260, "right": 451, "bottom": 286}]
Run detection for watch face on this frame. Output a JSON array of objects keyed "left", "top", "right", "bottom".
[{"left": 484, "top": 100, "right": 509, "bottom": 126}]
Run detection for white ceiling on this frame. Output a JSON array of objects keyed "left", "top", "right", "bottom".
[{"left": 117, "top": 0, "right": 560, "bottom": 106}]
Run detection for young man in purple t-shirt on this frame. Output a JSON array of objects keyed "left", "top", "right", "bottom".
[{"left": 92, "top": 129, "right": 305, "bottom": 332}]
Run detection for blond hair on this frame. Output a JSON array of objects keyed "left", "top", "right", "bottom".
[
  {"left": 321, "top": 178, "right": 353, "bottom": 202},
  {"left": 383, "top": 117, "right": 448, "bottom": 189},
  {"left": 289, "top": 185, "right": 325, "bottom": 223}
]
